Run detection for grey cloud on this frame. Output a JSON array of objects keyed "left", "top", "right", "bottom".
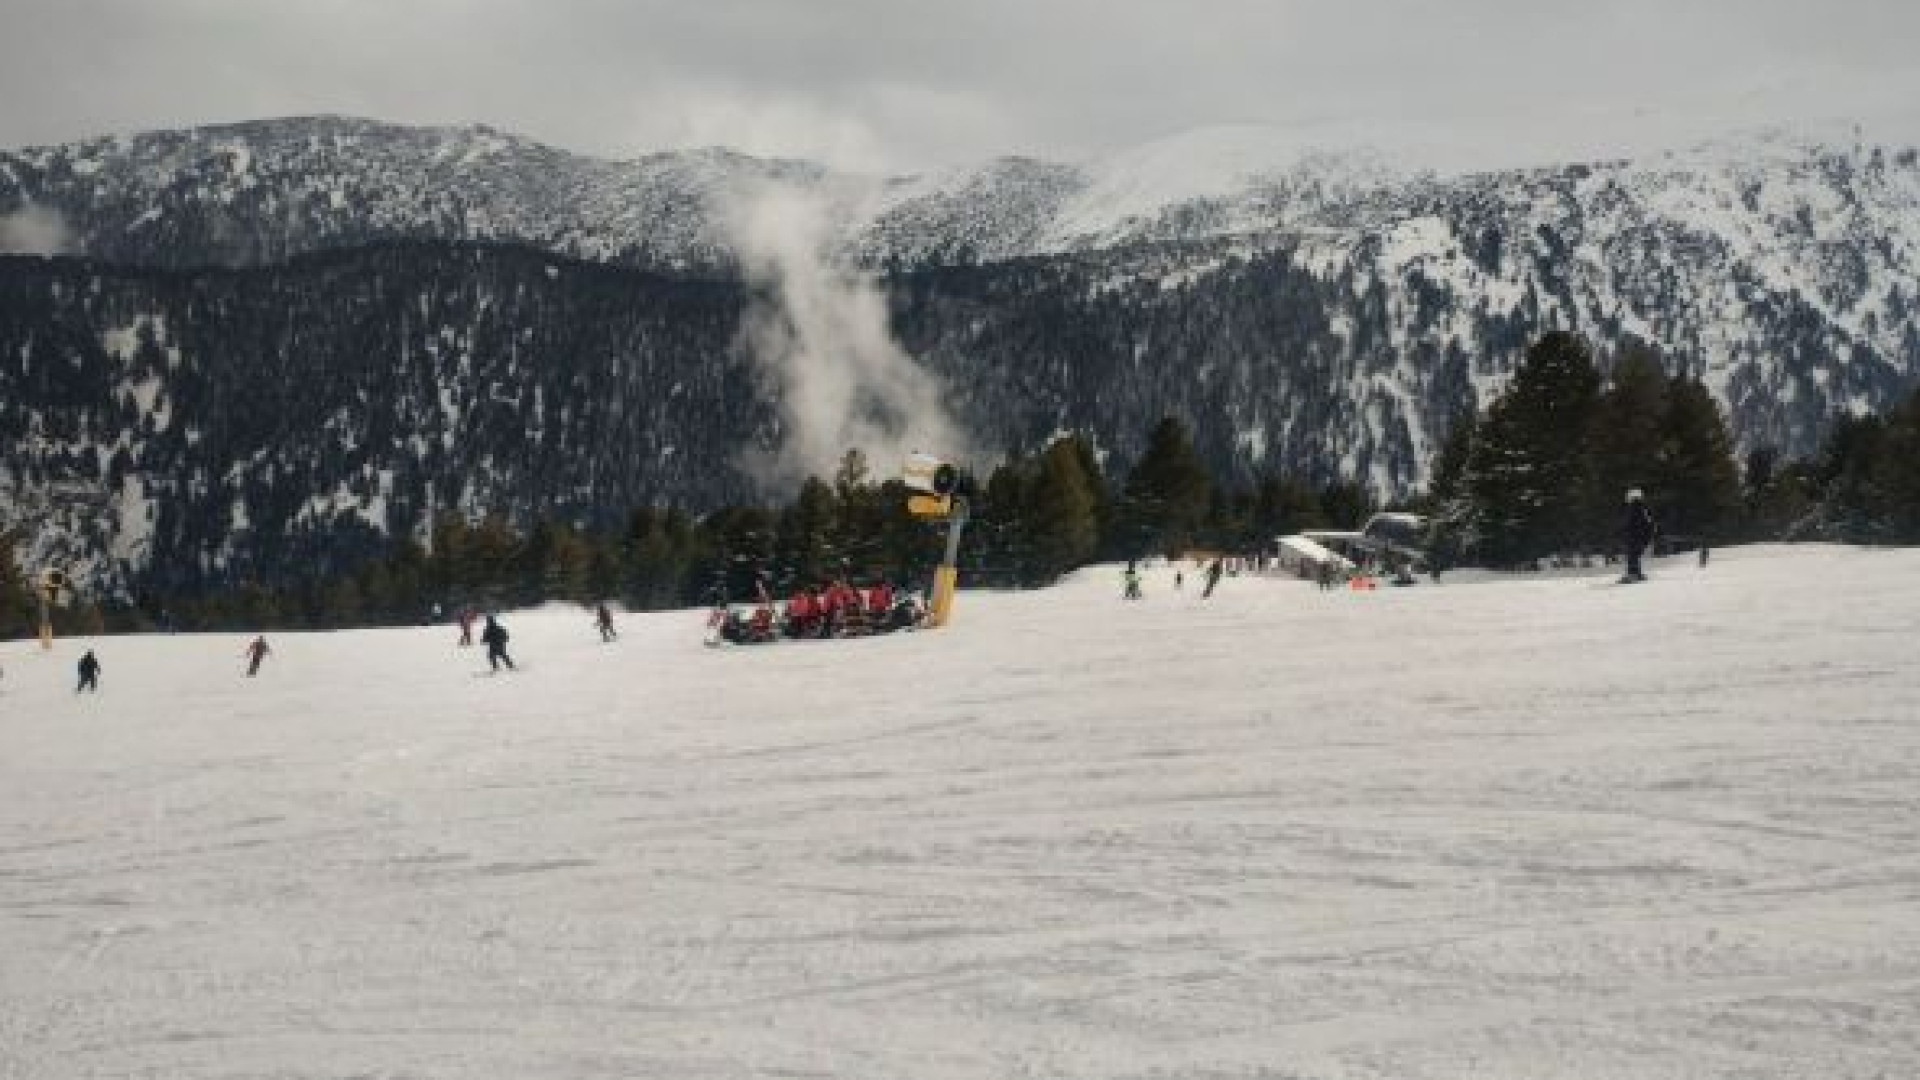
[{"left": 2, "top": 0, "right": 1918, "bottom": 170}]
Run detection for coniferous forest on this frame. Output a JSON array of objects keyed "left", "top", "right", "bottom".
[{"left": 9, "top": 344, "right": 1920, "bottom": 639}]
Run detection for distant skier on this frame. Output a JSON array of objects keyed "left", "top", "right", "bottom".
[
  {"left": 1698, "top": 542, "right": 1710, "bottom": 568},
  {"left": 1202, "top": 558, "right": 1225, "bottom": 598},
  {"left": 457, "top": 606, "right": 477, "bottom": 647},
  {"left": 1621, "top": 488, "right": 1657, "bottom": 584},
  {"left": 76, "top": 650, "right": 101, "bottom": 693},
  {"left": 243, "top": 635, "right": 271, "bottom": 677},
  {"left": 1122, "top": 566, "right": 1143, "bottom": 601},
  {"left": 481, "top": 615, "right": 515, "bottom": 672},
  {"left": 1174, "top": 570, "right": 1184, "bottom": 590},
  {"left": 594, "top": 603, "right": 617, "bottom": 642}
]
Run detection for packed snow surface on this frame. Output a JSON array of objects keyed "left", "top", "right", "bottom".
[{"left": 3, "top": 545, "right": 1918, "bottom": 1078}]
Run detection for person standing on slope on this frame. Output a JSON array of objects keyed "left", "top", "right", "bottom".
[
  {"left": 481, "top": 615, "right": 516, "bottom": 672},
  {"left": 76, "top": 649, "right": 101, "bottom": 693},
  {"left": 243, "top": 635, "right": 271, "bottom": 677},
  {"left": 594, "top": 602, "right": 617, "bottom": 642},
  {"left": 1622, "top": 488, "right": 1657, "bottom": 584},
  {"left": 1202, "top": 557, "right": 1225, "bottom": 598},
  {"left": 457, "top": 606, "right": 477, "bottom": 648}
]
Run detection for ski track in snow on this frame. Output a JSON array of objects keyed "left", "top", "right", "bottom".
[{"left": 2, "top": 545, "right": 1918, "bottom": 1079}]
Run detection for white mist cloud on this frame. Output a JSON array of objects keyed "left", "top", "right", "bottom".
[
  {"left": 725, "top": 181, "right": 966, "bottom": 493},
  {"left": 0, "top": 206, "right": 73, "bottom": 255}
]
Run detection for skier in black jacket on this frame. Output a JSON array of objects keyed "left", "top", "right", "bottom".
[
  {"left": 481, "top": 616, "right": 515, "bottom": 672},
  {"left": 1202, "top": 558, "right": 1225, "bottom": 598},
  {"left": 1622, "top": 489, "right": 1657, "bottom": 583},
  {"left": 76, "top": 650, "right": 101, "bottom": 692}
]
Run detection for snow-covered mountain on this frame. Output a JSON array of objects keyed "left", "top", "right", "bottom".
[{"left": 5, "top": 117, "right": 1920, "bottom": 593}]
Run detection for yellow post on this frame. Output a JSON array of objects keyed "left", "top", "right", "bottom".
[
  {"left": 929, "top": 564, "right": 959, "bottom": 627},
  {"left": 905, "top": 491, "right": 968, "bottom": 629}
]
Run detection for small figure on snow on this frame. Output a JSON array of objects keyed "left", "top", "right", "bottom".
[
  {"left": 1202, "top": 557, "right": 1225, "bottom": 598},
  {"left": 243, "top": 635, "right": 271, "bottom": 677},
  {"left": 481, "top": 615, "right": 515, "bottom": 672},
  {"left": 1122, "top": 565, "right": 1143, "bottom": 601},
  {"left": 76, "top": 649, "right": 101, "bottom": 693},
  {"left": 457, "top": 606, "right": 477, "bottom": 647},
  {"left": 1621, "top": 488, "right": 1657, "bottom": 584},
  {"left": 594, "top": 602, "right": 617, "bottom": 642},
  {"left": 1698, "top": 543, "right": 1710, "bottom": 568},
  {"left": 1174, "top": 570, "right": 1184, "bottom": 590}
]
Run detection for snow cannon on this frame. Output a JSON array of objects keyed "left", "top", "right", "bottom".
[
  {"left": 36, "top": 567, "right": 71, "bottom": 650},
  {"left": 902, "top": 453, "right": 970, "bottom": 628},
  {"left": 903, "top": 452, "right": 961, "bottom": 518}
]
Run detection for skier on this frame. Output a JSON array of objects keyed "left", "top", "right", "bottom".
[
  {"left": 1174, "top": 570, "right": 1185, "bottom": 590},
  {"left": 594, "top": 603, "right": 617, "bottom": 642},
  {"left": 481, "top": 615, "right": 515, "bottom": 672},
  {"left": 1202, "top": 557, "right": 1225, "bottom": 598},
  {"left": 76, "top": 649, "right": 101, "bottom": 693},
  {"left": 1698, "top": 542, "right": 1711, "bottom": 568},
  {"left": 1621, "top": 488, "right": 1657, "bottom": 583},
  {"left": 1122, "top": 565, "right": 1143, "bottom": 601},
  {"left": 457, "top": 606, "right": 477, "bottom": 648},
  {"left": 242, "top": 635, "right": 271, "bottom": 677}
]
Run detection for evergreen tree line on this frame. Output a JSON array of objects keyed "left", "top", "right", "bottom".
[
  {"left": 3, "top": 420, "right": 1376, "bottom": 637},
  {"left": 1426, "top": 331, "right": 1920, "bottom": 567}
]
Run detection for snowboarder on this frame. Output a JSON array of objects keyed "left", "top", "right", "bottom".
[
  {"left": 1202, "top": 558, "right": 1225, "bottom": 598},
  {"left": 243, "top": 635, "right": 271, "bottom": 677},
  {"left": 1621, "top": 488, "right": 1657, "bottom": 583},
  {"left": 76, "top": 650, "right": 101, "bottom": 693},
  {"left": 594, "top": 603, "right": 617, "bottom": 642},
  {"left": 481, "top": 615, "right": 515, "bottom": 672}
]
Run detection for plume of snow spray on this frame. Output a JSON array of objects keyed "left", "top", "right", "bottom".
[
  {"left": 0, "top": 206, "right": 74, "bottom": 255},
  {"left": 726, "top": 182, "right": 964, "bottom": 492}
]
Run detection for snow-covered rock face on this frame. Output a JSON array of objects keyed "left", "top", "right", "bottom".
[{"left": 4, "top": 118, "right": 1920, "bottom": 594}]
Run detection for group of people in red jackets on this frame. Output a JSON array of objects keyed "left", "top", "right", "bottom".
[
  {"left": 711, "top": 577, "right": 926, "bottom": 646},
  {"left": 783, "top": 579, "right": 909, "bottom": 639}
]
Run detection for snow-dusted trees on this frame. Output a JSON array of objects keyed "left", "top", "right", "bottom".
[
  {"left": 1431, "top": 333, "right": 1745, "bottom": 565},
  {"left": 1459, "top": 332, "right": 1603, "bottom": 565}
]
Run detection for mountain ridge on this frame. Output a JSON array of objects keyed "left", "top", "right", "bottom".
[{"left": 4, "top": 116, "right": 1920, "bottom": 594}]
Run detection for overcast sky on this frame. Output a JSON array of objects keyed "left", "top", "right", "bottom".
[{"left": 4, "top": 0, "right": 1918, "bottom": 172}]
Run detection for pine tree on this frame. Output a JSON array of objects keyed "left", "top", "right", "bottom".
[
  {"left": 971, "top": 459, "right": 1032, "bottom": 584},
  {"left": 1425, "top": 407, "right": 1480, "bottom": 568},
  {"left": 774, "top": 477, "right": 838, "bottom": 587},
  {"left": 0, "top": 527, "right": 27, "bottom": 638},
  {"left": 1061, "top": 434, "right": 1113, "bottom": 555},
  {"left": 1877, "top": 388, "right": 1920, "bottom": 542},
  {"left": 1654, "top": 375, "right": 1742, "bottom": 541},
  {"left": 1118, "top": 417, "right": 1211, "bottom": 558},
  {"left": 1817, "top": 415, "right": 1891, "bottom": 541},
  {"left": 1465, "top": 332, "right": 1603, "bottom": 564},
  {"left": 1589, "top": 345, "right": 1668, "bottom": 536},
  {"left": 1023, "top": 437, "right": 1102, "bottom": 580},
  {"left": 1741, "top": 447, "right": 1816, "bottom": 539},
  {"left": 1427, "top": 407, "right": 1479, "bottom": 506},
  {"left": 1250, "top": 472, "right": 1329, "bottom": 542}
]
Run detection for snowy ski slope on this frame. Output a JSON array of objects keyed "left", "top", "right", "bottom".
[{"left": 3, "top": 545, "right": 1918, "bottom": 1078}]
